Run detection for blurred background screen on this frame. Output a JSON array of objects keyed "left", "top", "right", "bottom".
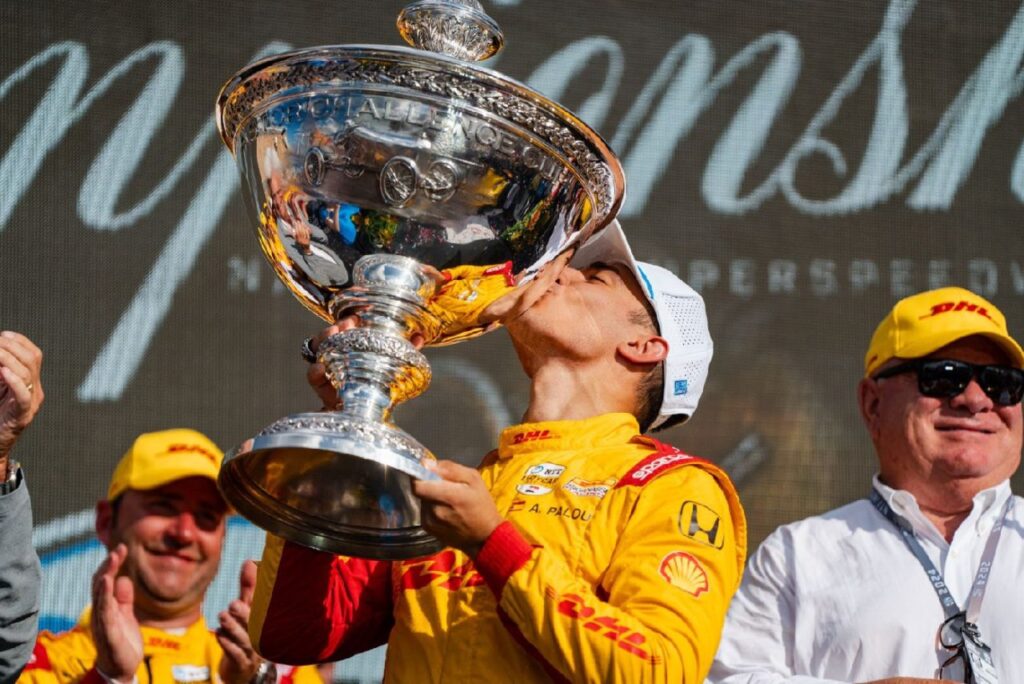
[{"left": 3, "top": 1, "right": 1023, "bottom": 680}]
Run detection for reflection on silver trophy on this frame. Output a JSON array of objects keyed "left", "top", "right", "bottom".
[{"left": 215, "top": 0, "right": 624, "bottom": 559}]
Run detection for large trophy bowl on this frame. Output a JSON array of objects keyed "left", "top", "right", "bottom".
[{"left": 216, "top": 0, "right": 624, "bottom": 559}]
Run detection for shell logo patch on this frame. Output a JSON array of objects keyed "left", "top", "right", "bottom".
[{"left": 659, "top": 551, "right": 709, "bottom": 597}]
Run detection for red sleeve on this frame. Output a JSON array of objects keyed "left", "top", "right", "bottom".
[
  {"left": 80, "top": 669, "right": 105, "bottom": 684},
  {"left": 249, "top": 534, "right": 394, "bottom": 664}
]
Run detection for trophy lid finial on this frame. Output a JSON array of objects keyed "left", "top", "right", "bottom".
[{"left": 397, "top": 0, "right": 505, "bottom": 62}]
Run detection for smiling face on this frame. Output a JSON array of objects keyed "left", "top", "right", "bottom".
[
  {"left": 96, "top": 476, "right": 227, "bottom": 621},
  {"left": 859, "top": 335, "right": 1023, "bottom": 503}
]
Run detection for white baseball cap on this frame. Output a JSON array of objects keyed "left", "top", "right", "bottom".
[{"left": 571, "top": 220, "right": 713, "bottom": 429}]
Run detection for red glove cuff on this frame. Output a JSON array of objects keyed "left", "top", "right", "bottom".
[{"left": 474, "top": 520, "right": 534, "bottom": 597}]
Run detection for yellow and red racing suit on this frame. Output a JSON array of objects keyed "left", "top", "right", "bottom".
[
  {"left": 20, "top": 612, "right": 322, "bottom": 684},
  {"left": 250, "top": 413, "right": 747, "bottom": 683}
]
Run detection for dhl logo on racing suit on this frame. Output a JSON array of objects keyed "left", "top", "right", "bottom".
[
  {"left": 399, "top": 549, "right": 484, "bottom": 591},
  {"left": 556, "top": 593, "right": 656, "bottom": 662},
  {"left": 511, "top": 429, "right": 554, "bottom": 445}
]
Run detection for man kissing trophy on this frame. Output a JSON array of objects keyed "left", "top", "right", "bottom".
[{"left": 215, "top": 0, "right": 625, "bottom": 559}]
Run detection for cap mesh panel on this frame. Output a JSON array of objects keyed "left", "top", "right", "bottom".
[{"left": 662, "top": 294, "right": 707, "bottom": 351}]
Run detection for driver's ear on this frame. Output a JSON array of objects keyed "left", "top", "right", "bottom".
[{"left": 617, "top": 334, "right": 669, "bottom": 366}]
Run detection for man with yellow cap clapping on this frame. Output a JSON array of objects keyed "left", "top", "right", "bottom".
[{"left": 20, "top": 429, "right": 323, "bottom": 684}]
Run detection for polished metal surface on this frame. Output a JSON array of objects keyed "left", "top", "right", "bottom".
[
  {"left": 220, "top": 412, "right": 442, "bottom": 559},
  {"left": 397, "top": 0, "right": 504, "bottom": 62},
  {"left": 216, "top": 5, "right": 624, "bottom": 559}
]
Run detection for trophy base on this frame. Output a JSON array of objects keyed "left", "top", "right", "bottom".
[{"left": 219, "top": 412, "right": 444, "bottom": 560}]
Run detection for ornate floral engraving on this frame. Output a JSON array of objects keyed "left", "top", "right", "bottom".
[
  {"left": 320, "top": 329, "right": 431, "bottom": 377},
  {"left": 397, "top": 0, "right": 503, "bottom": 62},
  {"left": 257, "top": 414, "right": 432, "bottom": 472}
]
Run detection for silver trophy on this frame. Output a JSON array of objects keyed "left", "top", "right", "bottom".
[{"left": 216, "top": 0, "right": 624, "bottom": 559}]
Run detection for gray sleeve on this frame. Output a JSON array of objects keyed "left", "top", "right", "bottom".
[{"left": 0, "top": 470, "right": 41, "bottom": 684}]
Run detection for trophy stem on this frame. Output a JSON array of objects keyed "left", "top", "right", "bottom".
[
  {"left": 337, "top": 375, "right": 395, "bottom": 424},
  {"left": 321, "top": 255, "right": 441, "bottom": 422}
]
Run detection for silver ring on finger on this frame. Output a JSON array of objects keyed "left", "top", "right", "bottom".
[{"left": 300, "top": 337, "right": 317, "bottom": 363}]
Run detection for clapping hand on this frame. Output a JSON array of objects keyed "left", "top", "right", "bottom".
[{"left": 91, "top": 545, "right": 143, "bottom": 683}]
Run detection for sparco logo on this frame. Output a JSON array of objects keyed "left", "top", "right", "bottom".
[
  {"left": 632, "top": 453, "right": 693, "bottom": 482},
  {"left": 919, "top": 300, "right": 995, "bottom": 322}
]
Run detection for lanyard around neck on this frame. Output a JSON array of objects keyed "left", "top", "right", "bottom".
[{"left": 869, "top": 488, "right": 1013, "bottom": 623}]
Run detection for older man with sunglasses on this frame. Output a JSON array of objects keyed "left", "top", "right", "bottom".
[{"left": 710, "top": 286, "right": 1024, "bottom": 684}]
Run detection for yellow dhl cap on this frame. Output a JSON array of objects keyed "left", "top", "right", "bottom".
[
  {"left": 107, "top": 428, "right": 224, "bottom": 501},
  {"left": 864, "top": 286, "right": 1024, "bottom": 377}
]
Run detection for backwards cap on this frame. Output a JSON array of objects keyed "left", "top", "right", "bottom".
[
  {"left": 864, "top": 286, "right": 1024, "bottom": 377},
  {"left": 571, "top": 220, "right": 713, "bottom": 429},
  {"left": 107, "top": 428, "right": 224, "bottom": 501}
]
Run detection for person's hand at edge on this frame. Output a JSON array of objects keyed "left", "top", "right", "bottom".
[{"left": 0, "top": 331, "right": 44, "bottom": 477}]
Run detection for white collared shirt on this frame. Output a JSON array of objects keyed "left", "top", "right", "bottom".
[{"left": 708, "top": 478, "right": 1023, "bottom": 684}]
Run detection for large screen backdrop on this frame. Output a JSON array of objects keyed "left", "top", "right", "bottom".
[{"left": 3, "top": 1, "right": 1024, "bottom": 680}]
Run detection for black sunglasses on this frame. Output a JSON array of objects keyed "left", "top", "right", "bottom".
[
  {"left": 873, "top": 358, "right": 1024, "bottom": 406},
  {"left": 938, "top": 613, "right": 969, "bottom": 681}
]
